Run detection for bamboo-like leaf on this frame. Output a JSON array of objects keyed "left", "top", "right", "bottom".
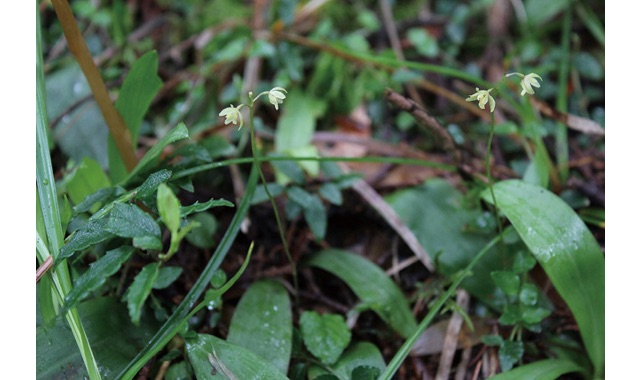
[
  {"left": 62, "top": 246, "right": 134, "bottom": 314},
  {"left": 58, "top": 218, "right": 115, "bottom": 261},
  {"left": 110, "top": 50, "right": 163, "bottom": 182},
  {"left": 122, "top": 122, "right": 190, "bottom": 184},
  {"left": 227, "top": 280, "right": 292, "bottom": 374},
  {"left": 186, "top": 334, "right": 289, "bottom": 380},
  {"left": 135, "top": 169, "right": 173, "bottom": 200},
  {"left": 125, "top": 262, "right": 161, "bottom": 325},
  {"left": 481, "top": 179, "right": 604, "bottom": 378},
  {"left": 305, "top": 249, "right": 417, "bottom": 338}
]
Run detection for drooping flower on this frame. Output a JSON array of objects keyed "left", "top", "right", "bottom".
[
  {"left": 506, "top": 72, "right": 543, "bottom": 96},
  {"left": 466, "top": 87, "right": 496, "bottom": 113},
  {"left": 219, "top": 104, "right": 244, "bottom": 129},
  {"left": 267, "top": 87, "right": 287, "bottom": 110}
]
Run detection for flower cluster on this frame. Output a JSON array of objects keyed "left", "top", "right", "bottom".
[
  {"left": 218, "top": 86, "right": 288, "bottom": 129},
  {"left": 465, "top": 72, "right": 542, "bottom": 113}
]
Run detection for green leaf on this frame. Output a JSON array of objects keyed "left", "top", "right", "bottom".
[
  {"left": 251, "top": 182, "right": 286, "bottom": 205},
  {"left": 181, "top": 198, "right": 234, "bottom": 217},
  {"left": 36, "top": 296, "right": 161, "bottom": 379},
  {"left": 300, "top": 311, "right": 351, "bottom": 365},
  {"left": 185, "top": 212, "right": 218, "bottom": 249},
  {"left": 407, "top": 28, "right": 439, "bottom": 58},
  {"left": 490, "top": 358, "right": 583, "bottom": 380},
  {"left": 499, "top": 340, "right": 524, "bottom": 372},
  {"left": 65, "top": 157, "right": 112, "bottom": 210},
  {"left": 73, "top": 187, "right": 120, "bottom": 215},
  {"left": 524, "top": 0, "right": 570, "bottom": 27},
  {"left": 386, "top": 179, "right": 504, "bottom": 308},
  {"left": 153, "top": 266, "right": 183, "bottom": 290},
  {"left": 135, "top": 169, "right": 173, "bottom": 200},
  {"left": 482, "top": 180, "right": 604, "bottom": 377},
  {"left": 523, "top": 143, "right": 550, "bottom": 188},
  {"left": 125, "top": 262, "right": 161, "bottom": 325},
  {"left": 158, "top": 183, "right": 182, "bottom": 233},
  {"left": 133, "top": 235, "right": 163, "bottom": 251},
  {"left": 287, "top": 186, "right": 327, "bottom": 240},
  {"left": 491, "top": 271, "right": 520, "bottom": 296},
  {"left": 110, "top": 50, "right": 163, "bottom": 182},
  {"left": 185, "top": 334, "right": 288, "bottom": 380},
  {"left": 165, "top": 361, "right": 193, "bottom": 380},
  {"left": 334, "top": 342, "right": 386, "bottom": 380},
  {"left": 319, "top": 182, "right": 343, "bottom": 205},
  {"left": 227, "top": 280, "right": 292, "bottom": 374},
  {"left": 106, "top": 203, "right": 161, "bottom": 238},
  {"left": 123, "top": 122, "right": 190, "bottom": 184},
  {"left": 481, "top": 334, "right": 504, "bottom": 346},
  {"left": 519, "top": 283, "right": 539, "bottom": 306},
  {"left": 59, "top": 218, "right": 115, "bottom": 260},
  {"left": 62, "top": 246, "right": 135, "bottom": 314},
  {"left": 305, "top": 249, "right": 417, "bottom": 338}
]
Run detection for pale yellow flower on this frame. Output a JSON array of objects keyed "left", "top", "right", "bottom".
[
  {"left": 267, "top": 87, "right": 287, "bottom": 110},
  {"left": 466, "top": 87, "right": 496, "bottom": 113},
  {"left": 506, "top": 72, "right": 543, "bottom": 96},
  {"left": 219, "top": 104, "right": 244, "bottom": 129}
]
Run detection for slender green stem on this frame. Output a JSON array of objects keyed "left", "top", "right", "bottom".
[
  {"left": 247, "top": 105, "right": 299, "bottom": 301},
  {"left": 380, "top": 232, "right": 504, "bottom": 379},
  {"left": 486, "top": 112, "right": 504, "bottom": 241}
]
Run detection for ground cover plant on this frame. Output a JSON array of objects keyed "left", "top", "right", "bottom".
[{"left": 36, "top": 0, "right": 604, "bottom": 379}]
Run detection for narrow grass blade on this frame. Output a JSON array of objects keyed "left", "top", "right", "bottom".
[
  {"left": 37, "top": 7, "right": 102, "bottom": 378},
  {"left": 481, "top": 180, "right": 604, "bottom": 378}
]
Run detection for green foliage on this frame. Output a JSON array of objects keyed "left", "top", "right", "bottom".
[
  {"left": 300, "top": 311, "right": 352, "bottom": 366},
  {"left": 38, "top": 0, "right": 604, "bottom": 378}
]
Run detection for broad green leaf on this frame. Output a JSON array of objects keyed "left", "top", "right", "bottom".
[
  {"left": 62, "top": 246, "right": 135, "bottom": 314},
  {"left": 287, "top": 186, "right": 327, "bottom": 240},
  {"left": 524, "top": 0, "right": 570, "bottom": 27},
  {"left": 491, "top": 271, "right": 520, "bottom": 296},
  {"left": 65, "top": 157, "right": 112, "bottom": 209},
  {"left": 519, "top": 283, "right": 539, "bottom": 306},
  {"left": 106, "top": 203, "right": 161, "bottom": 238},
  {"left": 185, "top": 212, "right": 218, "bottom": 249},
  {"left": 385, "top": 179, "right": 505, "bottom": 308},
  {"left": 59, "top": 218, "right": 115, "bottom": 261},
  {"left": 158, "top": 183, "right": 182, "bottom": 233},
  {"left": 36, "top": 296, "right": 161, "bottom": 379},
  {"left": 185, "top": 333, "right": 288, "bottom": 380},
  {"left": 181, "top": 198, "right": 234, "bottom": 217},
  {"left": 308, "top": 342, "right": 386, "bottom": 380},
  {"left": 165, "top": 361, "right": 193, "bottom": 380},
  {"left": 300, "top": 311, "right": 351, "bottom": 365},
  {"left": 125, "top": 262, "right": 160, "bottom": 325},
  {"left": 135, "top": 169, "right": 172, "bottom": 200},
  {"left": 499, "top": 340, "right": 524, "bottom": 372},
  {"left": 227, "top": 280, "right": 292, "bottom": 374},
  {"left": 305, "top": 249, "right": 417, "bottom": 338},
  {"left": 482, "top": 179, "right": 604, "bottom": 377},
  {"left": 490, "top": 358, "right": 583, "bottom": 380},
  {"left": 110, "top": 50, "right": 163, "bottom": 182},
  {"left": 123, "top": 122, "right": 190, "bottom": 184},
  {"left": 153, "top": 266, "right": 183, "bottom": 290}
]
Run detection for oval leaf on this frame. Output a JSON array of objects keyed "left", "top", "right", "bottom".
[
  {"left": 157, "top": 183, "right": 181, "bottom": 233},
  {"left": 227, "top": 280, "right": 292, "bottom": 374},
  {"left": 185, "top": 333, "right": 288, "bottom": 380},
  {"left": 481, "top": 179, "right": 604, "bottom": 376},
  {"left": 300, "top": 311, "right": 351, "bottom": 365},
  {"left": 305, "top": 249, "right": 417, "bottom": 338},
  {"left": 107, "top": 203, "right": 161, "bottom": 238}
]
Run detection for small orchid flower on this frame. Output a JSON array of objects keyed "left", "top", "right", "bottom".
[
  {"left": 267, "top": 87, "right": 287, "bottom": 110},
  {"left": 219, "top": 104, "right": 244, "bottom": 129},
  {"left": 466, "top": 87, "right": 496, "bottom": 113},
  {"left": 506, "top": 72, "right": 543, "bottom": 96}
]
